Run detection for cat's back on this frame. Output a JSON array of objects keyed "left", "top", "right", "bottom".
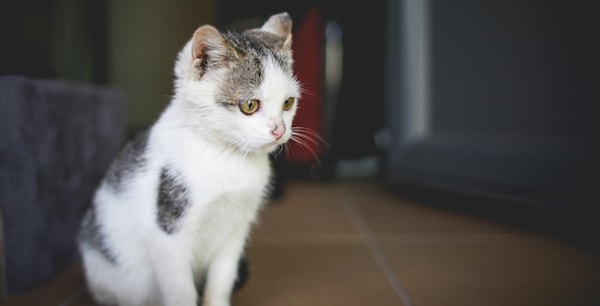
[{"left": 102, "top": 129, "right": 151, "bottom": 192}]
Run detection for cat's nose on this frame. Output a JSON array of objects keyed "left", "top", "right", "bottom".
[{"left": 271, "top": 123, "right": 285, "bottom": 140}]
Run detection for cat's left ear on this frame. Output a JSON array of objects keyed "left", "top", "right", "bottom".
[{"left": 261, "top": 12, "right": 293, "bottom": 50}]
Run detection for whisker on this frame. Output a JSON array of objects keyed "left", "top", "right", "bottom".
[
  {"left": 284, "top": 125, "right": 331, "bottom": 166},
  {"left": 292, "top": 131, "right": 321, "bottom": 147},
  {"left": 292, "top": 126, "right": 329, "bottom": 147},
  {"left": 288, "top": 135, "right": 322, "bottom": 166}
]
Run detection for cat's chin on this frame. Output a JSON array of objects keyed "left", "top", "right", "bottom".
[
  {"left": 257, "top": 142, "right": 282, "bottom": 154},
  {"left": 239, "top": 142, "right": 283, "bottom": 155}
]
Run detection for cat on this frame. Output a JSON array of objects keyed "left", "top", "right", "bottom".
[{"left": 77, "top": 12, "right": 300, "bottom": 306}]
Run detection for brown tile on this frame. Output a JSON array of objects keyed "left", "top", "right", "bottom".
[
  {"left": 333, "top": 179, "right": 600, "bottom": 305},
  {"left": 233, "top": 243, "right": 406, "bottom": 306},
  {"left": 381, "top": 241, "right": 600, "bottom": 306},
  {"left": 22, "top": 179, "right": 598, "bottom": 306},
  {"left": 2, "top": 264, "right": 90, "bottom": 306},
  {"left": 235, "top": 181, "right": 409, "bottom": 305},
  {"left": 255, "top": 181, "right": 357, "bottom": 237},
  {"left": 60, "top": 247, "right": 404, "bottom": 306},
  {"left": 64, "top": 291, "right": 101, "bottom": 306},
  {"left": 346, "top": 187, "right": 523, "bottom": 235}
]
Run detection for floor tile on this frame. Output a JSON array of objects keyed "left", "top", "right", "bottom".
[
  {"left": 345, "top": 183, "right": 525, "bottom": 235},
  {"left": 235, "top": 181, "right": 406, "bottom": 305},
  {"left": 256, "top": 181, "right": 357, "bottom": 237},
  {"left": 64, "top": 290, "right": 100, "bottom": 306},
  {"left": 5, "top": 179, "right": 598, "bottom": 306},
  {"left": 2, "top": 265, "right": 89, "bottom": 306},
  {"left": 380, "top": 236, "right": 600, "bottom": 306},
  {"left": 233, "top": 243, "right": 406, "bottom": 306}
]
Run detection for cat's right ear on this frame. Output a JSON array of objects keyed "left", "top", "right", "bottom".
[
  {"left": 191, "top": 25, "right": 238, "bottom": 79},
  {"left": 261, "top": 12, "right": 293, "bottom": 50}
]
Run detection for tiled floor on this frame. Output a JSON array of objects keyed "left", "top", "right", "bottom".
[{"left": 3, "top": 179, "right": 600, "bottom": 306}]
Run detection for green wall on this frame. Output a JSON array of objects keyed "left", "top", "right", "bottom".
[{"left": 108, "top": 1, "right": 216, "bottom": 133}]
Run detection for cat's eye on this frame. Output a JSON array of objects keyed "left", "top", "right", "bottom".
[
  {"left": 283, "top": 97, "right": 296, "bottom": 111},
  {"left": 239, "top": 99, "right": 260, "bottom": 115}
]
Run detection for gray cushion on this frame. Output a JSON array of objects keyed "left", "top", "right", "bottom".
[{"left": 0, "top": 76, "right": 126, "bottom": 295}]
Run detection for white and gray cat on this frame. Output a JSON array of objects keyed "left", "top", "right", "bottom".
[{"left": 77, "top": 12, "right": 300, "bottom": 306}]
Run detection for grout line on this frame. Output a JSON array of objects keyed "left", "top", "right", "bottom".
[
  {"left": 253, "top": 234, "right": 364, "bottom": 245},
  {"left": 369, "top": 233, "right": 551, "bottom": 245},
  {"left": 253, "top": 233, "right": 548, "bottom": 246},
  {"left": 340, "top": 192, "right": 414, "bottom": 306}
]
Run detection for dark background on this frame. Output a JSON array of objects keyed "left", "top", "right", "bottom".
[{"left": 1, "top": 0, "right": 598, "bottom": 256}]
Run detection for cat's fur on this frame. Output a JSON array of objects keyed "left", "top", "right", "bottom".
[{"left": 77, "top": 12, "right": 300, "bottom": 306}]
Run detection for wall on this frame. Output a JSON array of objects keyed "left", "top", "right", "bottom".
[
  {"left": 385, "top": 0, "right": 599, "bottom": 209},
  {"left": 108, "top": 0, "right": 216, "bottom": 132}
]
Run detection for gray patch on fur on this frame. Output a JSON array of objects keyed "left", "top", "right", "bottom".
[
  {"left": 78, "top": 207, "right": 118, "bottom": 264},
  {"left": 157, "top": 167, "right": 189, "bottom": 234},
  {"left": 105, "top": 129, "right": 149, "bottom": 191},
  {"left": 214, "top": 30, "right": 294, "bottom": 108}
]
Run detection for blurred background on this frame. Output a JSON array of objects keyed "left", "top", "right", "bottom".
[
  {"left": 2, "top": 0, "right": 597, "bottom": 201},
  {"left": 1, "top": 0, "right": 599, "bottom": 301}
]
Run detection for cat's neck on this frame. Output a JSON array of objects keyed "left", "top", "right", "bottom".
[{"left": 152, "top": 101, "right": 268, "bottom": 163}]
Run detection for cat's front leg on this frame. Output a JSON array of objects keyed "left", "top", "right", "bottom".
[
  {"left": 159, "top": 276, "right": 198, "bottom": 306},
  {"left": 202, "top": 236, "right": 247, "bottom": 306},
  {"left": 151, "top": 244, "right": 198, "bottom": 306}
]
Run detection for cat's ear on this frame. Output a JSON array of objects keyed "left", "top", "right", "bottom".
[
  {"left": 261, "top": 12, "right": 293, "bottom": 50},
  {"left": 191, "top": 25, "right": 238, "bottom": 79}
]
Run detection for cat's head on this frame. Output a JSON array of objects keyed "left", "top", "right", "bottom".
[{"left": 173, "top": 12, "right": 301, "bottom": 155}]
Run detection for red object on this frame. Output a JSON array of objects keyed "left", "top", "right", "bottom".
[{"left": 288, "top": 7, "right": 324, "bottom": 165}]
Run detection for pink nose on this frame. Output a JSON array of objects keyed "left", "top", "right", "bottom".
[{"left": 271, "top": 124, "right": 285, "bottom": 140}]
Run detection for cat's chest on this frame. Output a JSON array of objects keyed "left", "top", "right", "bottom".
[
  {"left": 181, "top": 154, "right": 268, "bottom": 242},
  {"left": 151, "top": 129, "right": 271, "bottom": 223},
  {"left": 169, "top": 146, "right": 270, "bottom": 207},
  {"left": 154, "top": 149, "right": 268, "bottom": 241},
  {"left": 183, "top": 153, "right": 269, "bottom": 192}
]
